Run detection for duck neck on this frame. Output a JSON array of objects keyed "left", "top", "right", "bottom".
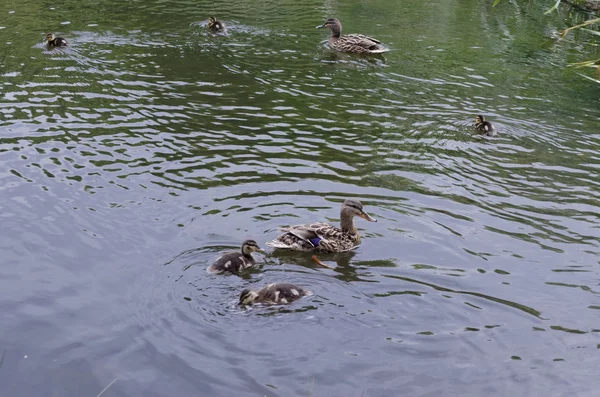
[
  {"left": 241, "top": 247, "right": 252, "bottom": 258},
  {"left": 340, "top": 213, "right": 357, "bottom": 234},
  {"left": 331, "top": 23, "right": 341, "bottom": 38}
]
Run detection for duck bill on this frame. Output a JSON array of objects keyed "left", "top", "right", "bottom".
[
  {"left": 316, "top": 23, "right": 326, "bottom": 29},
  {"left": 256, "top": 248, "right": 265, "bottom": 253},
  {"left": 359, "top": 211, "right": 377, "bottom": 222}
]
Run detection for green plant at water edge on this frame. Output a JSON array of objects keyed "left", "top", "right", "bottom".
[
  {"left": 493, "top": 1, "right": 600, "bottom": 83},
  {"left": 561, "top": 17, "right": 600, "bottom": 83},
  {"left": 568, "top": 57, "right": 600, "bottom": 82}
]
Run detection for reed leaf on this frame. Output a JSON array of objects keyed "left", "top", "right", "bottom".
[
  {"left": 545, "top": 0, "right": 563, "bottom": 14},
  {"left": 96, "top": 377, "right": 119, "bottom": 397},
  {"left": 581, "top": 28, "right": 600, "bottom": 36},
  {"left": 561, "top": 17, "right": 600, "bottom": 37},
  {"left": 576, "top": 72, "right": 600, "bottom": 84},
  {"left": 568, "top": 58, "right": 600, "bottom": 67}
]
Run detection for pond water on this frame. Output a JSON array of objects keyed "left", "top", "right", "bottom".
[{"left": 1, "top": 0, "right": 599, "bottom": 396}]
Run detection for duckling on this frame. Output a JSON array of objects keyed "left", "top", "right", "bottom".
[
  {"left": 44, "top": 33, "right": 68, "bottom": 48},
  {"left": 207, "top": 16, "right": 225, "bottom": 32},
  {"left": 316, "top": 18, "right": 388, "bottom": 54},
  {"left": 239, "top": 283, "right": 310, "bottom": 305},
  {"left": 207, "top": 240, "right": 263, "bottom": 274},
  {"left": 266, "top": 199, "right": 377, "bottom": 253},
  {"left": 475, "top": 115, "right": 496, "bottom": 135}
]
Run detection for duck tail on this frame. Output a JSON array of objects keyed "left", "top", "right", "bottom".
[
  {"left": 370, "top": 47, "right": 389, "bottom": 54},
  {"left": 265, "top": 240, "right": 289, "bottom": 249}
]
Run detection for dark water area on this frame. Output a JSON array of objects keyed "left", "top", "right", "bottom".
[{"left": 1, "top": 0, "right": 599, "bottom": 396}]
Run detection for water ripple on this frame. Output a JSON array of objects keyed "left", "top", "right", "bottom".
[{"left": 2, "top": 0, "right": 600, "bottom": 396}]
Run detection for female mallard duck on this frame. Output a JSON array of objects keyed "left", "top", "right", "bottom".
[
  {"left": 207, "top": 16, "right": 225, "bottom": 32},
  {"left": 475, "top": 115, "right": 496, "bottom": 135},
  {"left": 239, "top": 283, "right": 310, "bottom": 305},
  {"left": 266, "top": 199, "right": 377, "bottom": 253},
  {"left": 316, "top": 18, "right": 388, "bottom": 54},
  {"left": 44, "top": 33, "right": 68, "bottom": 48},
  {"left": 207, "top": 240, "right": 263, "bottom": 274}
]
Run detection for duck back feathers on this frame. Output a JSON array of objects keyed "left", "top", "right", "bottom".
[
  {"left": 267, "top": 222, "right": 359, "bottom": 252},
  {"left": 240, "top": 283, "right": 310, "bottom": 305},
  {"left": 330, "top": 34, "right": 388, "bottom": 54},
  {"left": 208, "top": 251, "right": 255, "bottom": 274}
]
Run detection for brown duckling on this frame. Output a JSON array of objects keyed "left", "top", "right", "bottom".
[
  {"left": 239, "top": 283, "right": 310, "bottom": 305},
  {"left": 207, "top": 240, "right": 263, "bottom": 274},
  {"left": 207, "top": 16, "right": 225, "bottom": 32},
  {"left": 316, "top": 18, "right": 388, "bottom": 54},
  {"left": 475, "top": 115, "right": 496, "bottom": 135},
  {"left": 44, "top": 33, "right": 68, "bottom": 48}
]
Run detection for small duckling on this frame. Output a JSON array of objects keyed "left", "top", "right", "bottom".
[
  {"left": 239, "top": 283, "right": 310, "bottom": 305},
  {"left": 207, "top": 16, "right": 225, "bottom": 32},
  {"left": 44, "top": 33, "right": 68, "bottom": 48},
  {"left": 475, "top": 115, "right": 496, "bottom": 135},
  {"left": 207, "top": 240, "right": 263, "bottom": 274}
]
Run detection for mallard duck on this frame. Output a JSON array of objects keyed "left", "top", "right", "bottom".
[
  {"left": 475, "top": 115, "right": 496, "bottom": 135},
  {"left": 207, "top": 16, "right": 225, "bottom": 32},
  {"left": 44, "top": 33, "right": 68, "bottom": 48},
  {"left": 316, "top": 18, "right": 388, "bottom": 54},
  {"left": 207, "top": 240, "right": 263, "bottom": 274},
  {"left": 239, "top": 283, "right": 310, "bottom": 305},
  {"left": 266, "top": 199, "right": 377, "bottom": 253}
]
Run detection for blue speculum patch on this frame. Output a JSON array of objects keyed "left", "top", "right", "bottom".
[{"left": 309, "top": 237, "right": 321, "bottom": 247}]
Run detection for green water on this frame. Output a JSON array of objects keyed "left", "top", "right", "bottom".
[{"left": 1, "top": 0, "right": 599, "bottom": 396}]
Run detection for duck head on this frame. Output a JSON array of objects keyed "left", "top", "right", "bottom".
[
  {"left": 239, "top": 289, "right": 259, "bottom": 305},
  {"left": 241, "top": 239, "right": 264, "bottom": 255},
  {"left": 317, "top": 18, "right": 342, "bottom": 36},
  {"left": 341, "top": 199, "right": 376, "bottom": 222}
]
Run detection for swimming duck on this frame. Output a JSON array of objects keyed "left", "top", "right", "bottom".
[
  {"left": 475, "top": 115, "right": 496, "bottom": 135},
  {"left": 44, "top": 33, "right": 68, "bottom": 48},
  {"left": 207, "top": 16, "right": 225, "bottom": 32},
  {"left": 239, "top": 283, "right": 310, "bottom": 305},
  {"left": 266, "top": 199, "right": 377, "bottom": 253},
  {"left": 316, "top": 18, "right": 388, "bottom": 54},
  {"left": 207, "top": 240, "right": 263, "bottom": 274}
]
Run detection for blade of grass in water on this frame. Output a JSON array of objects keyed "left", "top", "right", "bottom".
[
  {"left": 96, "top": 377, "right": 119, "bottom": 397},
  {"left": 581, "top": 28, "right": 600, "bottom": 37},
  {"left": 0, "top": 350, "right": 5, "bottom": 368},
  {"left": 544, "top": 0, "right": 562, "bottom": 15},
  {"left": 576, "top": 72, "right": 600, "bottom": 84},
  {"left": 568, "top": 58, "right": 600, "bottom": 68},
  {"left": 561, "top": 17, "right": 600, "bottom": 37}
]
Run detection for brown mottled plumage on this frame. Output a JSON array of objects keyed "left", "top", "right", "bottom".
[
  {"left": 316, "top": 18, "right": 388, "bottom": 54},
  {"left": 239, "top": 283, "right": 310, "bottom": 305},
  {"left": 266, "top": 199, "right": 377, "bottom": 253},
  {"left": 207, "top": 240, "right": 263, "bottom": 274}
]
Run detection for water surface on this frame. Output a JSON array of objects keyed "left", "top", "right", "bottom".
[{"left": 1, "top": 0, "right": 599, "bottom": 396}]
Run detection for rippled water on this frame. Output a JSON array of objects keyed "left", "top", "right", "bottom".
[{"left": 1, "top": 0, "right": 600, "bottom": 396}]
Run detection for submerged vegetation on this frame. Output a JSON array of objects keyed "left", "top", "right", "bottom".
[
  {"left": 495, "top": 0, "right": 600, "bottom": 83},
  {"left": 561, "top": 16, "right": 600, "bottom": 82}
]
